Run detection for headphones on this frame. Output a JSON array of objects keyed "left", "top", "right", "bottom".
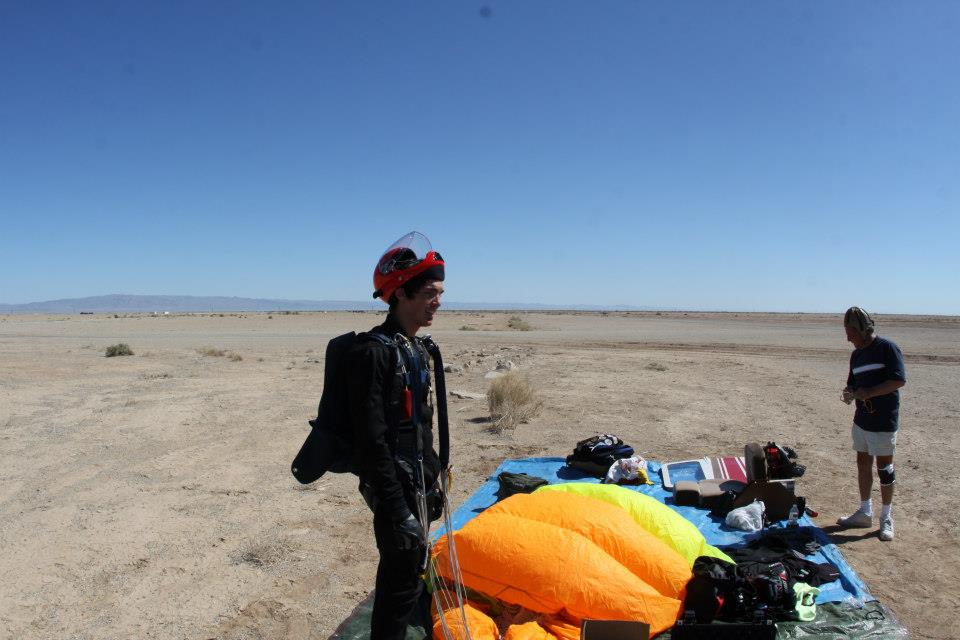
[{"left": 844, "top": 306, "right": 875, "bottom": 335}]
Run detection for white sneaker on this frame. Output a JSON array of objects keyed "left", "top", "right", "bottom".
[
  {"left": 837, "top": 509, "right": 873, "bottom": 528},
  {"left": 879, "top": 517, "right": 895, "bottom": 541}
]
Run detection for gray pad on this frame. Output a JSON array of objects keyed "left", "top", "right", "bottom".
[
  {"left": 744, "top": 442, "right": 767, "bottom": 482},
  {"left": 673, "top": 480, "right": 700, "bottom": 506}
]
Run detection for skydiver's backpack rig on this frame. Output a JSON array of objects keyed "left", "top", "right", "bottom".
[
  {"left": 565, "top": 434, "right": 635, "bottom": 478},
  {"left": 290, "top": 330, "right": 450, "bottom": 485},
  {"left": 674, "top": 527, "right": 840, "bottom": 637},
  {"left": 672, "top": 556, "right": 784, "bottom": 639}
]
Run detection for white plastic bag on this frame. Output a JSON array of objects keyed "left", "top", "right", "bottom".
[
  {"left": 604, "top": 455, "right": 651, "bottom": 484},
  {"left": 725, "top": 499, "right": 766, "bottom": 531}
]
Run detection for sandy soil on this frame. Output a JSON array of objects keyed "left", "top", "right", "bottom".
[{"left": 1, "top": 310, "right": 958, "bottom": 640}]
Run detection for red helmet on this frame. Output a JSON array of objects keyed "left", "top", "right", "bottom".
[{"left": 373, "top": 231, "right": 445, "bottom": 303}]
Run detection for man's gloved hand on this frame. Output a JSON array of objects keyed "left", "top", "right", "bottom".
[
  {"left": 392, "top": 513, "right": 425, "bottom": 551},
  {"left": 427, "top": 490, "right": 444, "bottom": 522}
]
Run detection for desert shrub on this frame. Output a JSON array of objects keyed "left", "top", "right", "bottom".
[
  {"left": 487, "top": 371, "right": 542, "bottom": 433},
  {"left": 645, "top": 362, "right": 668, "bottom": 372},
  {"left": 141, "top": 372, "right": 172, "bottom": 379},
  {"left": 459, "top": 325, "right": 478, "bottom": 331},
  {"left": 507, "top": 315, "right": 532, "bottom": 331},
  {"left": 105, "top": 343, "right": 134, "bottom": 357},
  {"left": 228, "top": 352, "right": 243, "bottom": 362},
  {"left": 198, "top": 347, "right": 226, "bottom": 357}
]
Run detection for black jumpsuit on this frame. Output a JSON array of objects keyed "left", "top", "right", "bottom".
[{"left": 346, "top": 314, "right": 441, "bottom": 640}]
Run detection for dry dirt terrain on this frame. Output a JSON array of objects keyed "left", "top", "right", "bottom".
[{"left": 1, "top": 311, "right": 958, "bottom": 640}]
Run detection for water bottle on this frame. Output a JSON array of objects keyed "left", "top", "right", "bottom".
[{"left": 788, "top": 503, "right": 799, "bottom": 527}]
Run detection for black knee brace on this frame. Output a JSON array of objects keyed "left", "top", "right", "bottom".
[{"left": 879, "top": 463, "right": 895, "bottom": 486}]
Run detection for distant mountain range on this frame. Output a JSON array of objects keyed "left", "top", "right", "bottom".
[{"left": 0, "top": 294, "right": 654, "bottom": 314}]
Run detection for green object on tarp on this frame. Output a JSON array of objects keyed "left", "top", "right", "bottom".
[{"left": 329, "top": 590, "right": 429, "bottom": 640}]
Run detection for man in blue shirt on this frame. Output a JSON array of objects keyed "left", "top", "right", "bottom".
[{"left": 837, "top": 307, "right": 906, "bottom": 541}]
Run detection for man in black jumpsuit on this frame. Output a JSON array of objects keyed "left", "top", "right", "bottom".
[{"left": 348, "top": 232, "right": 445, "bottom": 640}]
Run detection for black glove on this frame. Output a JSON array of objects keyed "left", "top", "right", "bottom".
[
  {"left": 427, "top": 485, "right": 445, "bottom": 522},
  {"left": 392, "top": 513, "right": 425, "bottom": 551}
]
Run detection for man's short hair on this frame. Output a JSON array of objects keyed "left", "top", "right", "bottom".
[
  {"left": 844, "top": 306, "right": 875, "bottom": 336},
  {"left": 388, "top": 272, "right": 441, "bottom": 310}
]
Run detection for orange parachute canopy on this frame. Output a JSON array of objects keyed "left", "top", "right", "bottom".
[
  {"left": 431, "top": 601, "right": 580, "bottom": 640},
  {"left": 431, "top": 596, "right": 498, "bottom": 640},
  {"left": 484, "top": 491, "right": 691, "bottom": 599},
  {"left": 431, "top": 492, "right": 685, "bottom": 636}
]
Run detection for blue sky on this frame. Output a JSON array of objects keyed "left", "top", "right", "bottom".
[{"left": 1, "top": 1, "right": 957, "bottom": 313}]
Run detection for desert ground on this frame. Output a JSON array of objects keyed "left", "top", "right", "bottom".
[{"left": 1, "top": 310, "right": 958, "bottom": 640}]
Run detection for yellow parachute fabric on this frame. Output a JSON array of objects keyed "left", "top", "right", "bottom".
[
  {"left": 431, "top": 510, "right": 683, "bottom": 636},
  {"left": 485, "top": 491, "right": 691, "bottom": 599},
  {"left": 535, "top": 483, "right": 733, "bottom": 566}
]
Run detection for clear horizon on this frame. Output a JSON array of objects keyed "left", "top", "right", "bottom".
[
  {"left": 2, "top": 3, "right": 958, "bottom": 314},
  {"left": 1, "top": 292, "right": 955, "bottom": 316}
]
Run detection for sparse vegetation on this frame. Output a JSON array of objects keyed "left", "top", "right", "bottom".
[
  {"left": 487, "top": 371, "right": 543, "bottom": 433},
  {"left": 645, "top": 362, "right": 668, "bottom": 372},
  {"left": 507, "top": 315, "right": 533, "bottom": 331},
  {"left": 105, "top": 343, "right": 134, "bottom": 357},
  {"left": 197, "top": 346, "right": 243, "bottom": 361},
  {"left": 140, "top": 372, "right": 172, "bottom": 380},
  {"left": 459, "top": 325, "right": 478, "bottom": 331}
]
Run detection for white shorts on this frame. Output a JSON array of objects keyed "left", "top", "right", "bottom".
[{"left": 851, "top": 423, "right": 897, "bottom": 457}]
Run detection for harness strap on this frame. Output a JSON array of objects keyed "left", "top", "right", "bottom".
[
  {"left": 361, "top": 331, "right": 405, "bottom": 456},
  {"left": 421, "top": 335, "right": 449, "bottom": 471}
]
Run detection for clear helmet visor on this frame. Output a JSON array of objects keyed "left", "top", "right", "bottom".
[{"left": 377, "top": 231, "right": 436, "bottom": 275}]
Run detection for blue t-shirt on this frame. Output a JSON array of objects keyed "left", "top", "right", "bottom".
[{"left": 847, "top": 336, "right": 906, "bottom": 432}]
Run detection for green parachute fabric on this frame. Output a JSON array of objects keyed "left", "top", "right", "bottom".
[{"left": 535, "top": 482, "right": 733, "bottom": 566}]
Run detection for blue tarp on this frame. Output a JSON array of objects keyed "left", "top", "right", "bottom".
[{"left": 433, "top": 457, "right": 873, "bottom": 607}]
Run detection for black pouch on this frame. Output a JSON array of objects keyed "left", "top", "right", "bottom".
[{"left": 495, "top": 472, "right": 549, "bottom": 501}]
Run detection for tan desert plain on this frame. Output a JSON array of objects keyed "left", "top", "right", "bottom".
[{"left": 1, "top": 310, "right": 958, "bottom": 640}]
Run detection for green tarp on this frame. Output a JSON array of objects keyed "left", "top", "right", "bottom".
[{"left": 329, "top": 590, "right": 908, "bottom": 639}]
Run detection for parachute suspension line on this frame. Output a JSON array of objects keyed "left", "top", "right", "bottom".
[
  {"left": 417, "top": 460, "right": 468, "bottom": 640},
  {"left": 427, "top": 467, "right": 473, "bottom": 640},
  {"left": 421, "top": 337, "right": 471, "bottom": 640}
]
